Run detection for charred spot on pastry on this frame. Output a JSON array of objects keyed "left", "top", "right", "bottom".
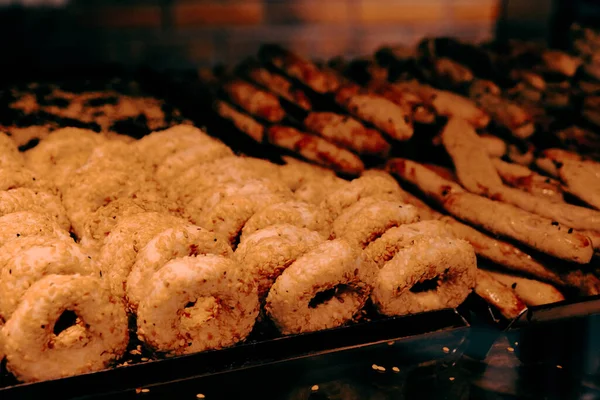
[
  {"left": 441, "top": 185, "right": 453, "bottom": 196},
  {"left": 37, "top": 96, "right": 70, "bottom": 109},
  {"left": 85, "top": 96, "right": 119, "bottom": 107},
  {"left": 490, "top": 193, "right": 503, "bottom": 201},
  {"left": 32, "top": 84, "right": 53, "bottom": 99},
  {"left": 0, "top": 107, "right": 26, "bottom": 125},
  {"left": 551, "top": 221, "right": 559, "bottom": 226},
  {"left": 161, "top": 102, "right": 177, "bottom": 122},
  {"left": 53, "top": 116, "right": 102, "bottom": 132},
  {"left": 15, "top": 111, "right": 47, "bottom": 128},
  {"left": 18, "top": 138, "right": 40, "bottom": 152},
  {"left": 111, "top": 115, "right": 150, "bottom": 139}
]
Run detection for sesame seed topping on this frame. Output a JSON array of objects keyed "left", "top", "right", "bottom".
[
  {"left": 442, "top": 347, "right": 450, "bottom": 353},
  {"left": 311, "top": 385, "right": 319, "bottom": 391},
  {"left": 392, "top": 367, "right": 400, "bottom": 373},
  {"left": 141, "top": 389, "right": 150, "bottom": 393},
  {"left": 196, "top": 394, "right": 206, "bottom": 399},
  {"left": 507, "top": 347, "right": 515, "bottom": 352},
  {"left": 556, "top": 365, "right": 563, "bottom": 369},
  {"left": 449, "top": 377, "right": 455, "bottom": 381}
]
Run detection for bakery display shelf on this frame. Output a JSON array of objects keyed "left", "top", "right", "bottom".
[
  {"left": 2, "top": 61, "right": 598, "bottom": 392},
  {"left": 0, "top": 308, "right": 468, "bottom": 400}
]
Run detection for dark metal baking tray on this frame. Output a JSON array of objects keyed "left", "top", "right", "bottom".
[
  {"left": 84, "top": 321, "right": 470, "bottom": 400},
  {"left": 0, "top": 308, "right": 468, "bottom": 400},
  {"left": 510, "top": 294, "right": 600, "bottom": 328}
]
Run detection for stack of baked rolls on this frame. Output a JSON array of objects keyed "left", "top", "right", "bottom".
[{"left": 0, "top": 121, "right": 481, "bottom": 384}]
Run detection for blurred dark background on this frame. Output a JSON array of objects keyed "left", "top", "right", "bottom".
[{"left": 0, "top": 0, "right": 594, "bottom": 70}]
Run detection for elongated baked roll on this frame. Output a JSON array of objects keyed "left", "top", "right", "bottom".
[
  {"left": 303, "top": 112, "right": 390, "bottom": 157},
  {"left": 267, "top": 126, "right": 364, "bottom": 175},
  {"left": 441, "top": 117, "right": 503, "bottom": 194},
  {"left": 222, "top": 79, "right": 286, "bottom": 123},
  {"left": 485, "top": 270, "right": 565, "bottom": 307},
  {"left": 492, "top": 158, "right": 564, "bottom": 203},
  {"left": 443, "top": 192, "right": 593, "bottom": 264},
  {"left": 475, "top": 269, "right": 527, "bottom": 320},
  {"left": 335, "top": 84, "right": 413, "bottom": 141}
]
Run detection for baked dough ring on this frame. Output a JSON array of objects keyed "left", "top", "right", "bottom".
[
  {"left": 196, "top": 193, "right": 290, "bottom": 245},
  {"left": 365, "top": 220, "right": 453, "bottom": 268},
  {"left": 77, "top": 140, "right": 150, "bottom": 172},
  {"left": 155, "top": 141, "right": 234, "bottom": 184},
  {"left": 185, "top": 178, "right": 292, "bottom": 223},
  {"left": 321, "top": 175, "right": 406, "bottom": 220},
  {"left": 24, "top": 127, "right": 105, "bottom": 173},
  {"left": 135, "top": 125, "right": 216, "bottom": 169},
  {"left": 0, "top": 132, "right": 23, "bottom": 167},
  {"left": 126, "top": 225, "right": 233, "bottom": 312},
  {"left": 241, "top": 201, "right": 332, "bottom": 241},
  {"left": 1, "top": 275, "right": 128, "bottom": 382},
  {"left": 265, "top": 239, "right": 378, "bottom": 335},
  {"left": 0, "top": 167, "right": 57, "bottom": 194},
  {"left": 98, "top": 212, "right": 188, "bottom": 298},
  {"left": 62, "top": 167, "right": 159, "bottom": 237},
  {"left": 294, "top": 175, "right": 349, "bottom": 205},
  {"left": 137, "top": 255, "right": 259, "bottom": 355},
  {"left": 0, "top": 238, "right": 97, "bottom": 321},
  {"left": 0, "top": 211, "right": 70, "bottom": 247},
  {"left": 235, "top": 224, "right": 324, "bottom": 302},
  {"left": 278, "top": 156, "right": 336, "bottom": 191},
  {"left": 0, "top": 188, "right": 70, "bottom": 231},
  {"left": 371, "top": 235, "right": 477, "bottom": 316},
  {"left": 81, "top": 194, "right": 182, "bottom": 244},
  {"left": 332, "top": 198, "right": 420, "bottom": 248},
  {"left": 171, "top": 156, "right": 285, "bottom": 202}
]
